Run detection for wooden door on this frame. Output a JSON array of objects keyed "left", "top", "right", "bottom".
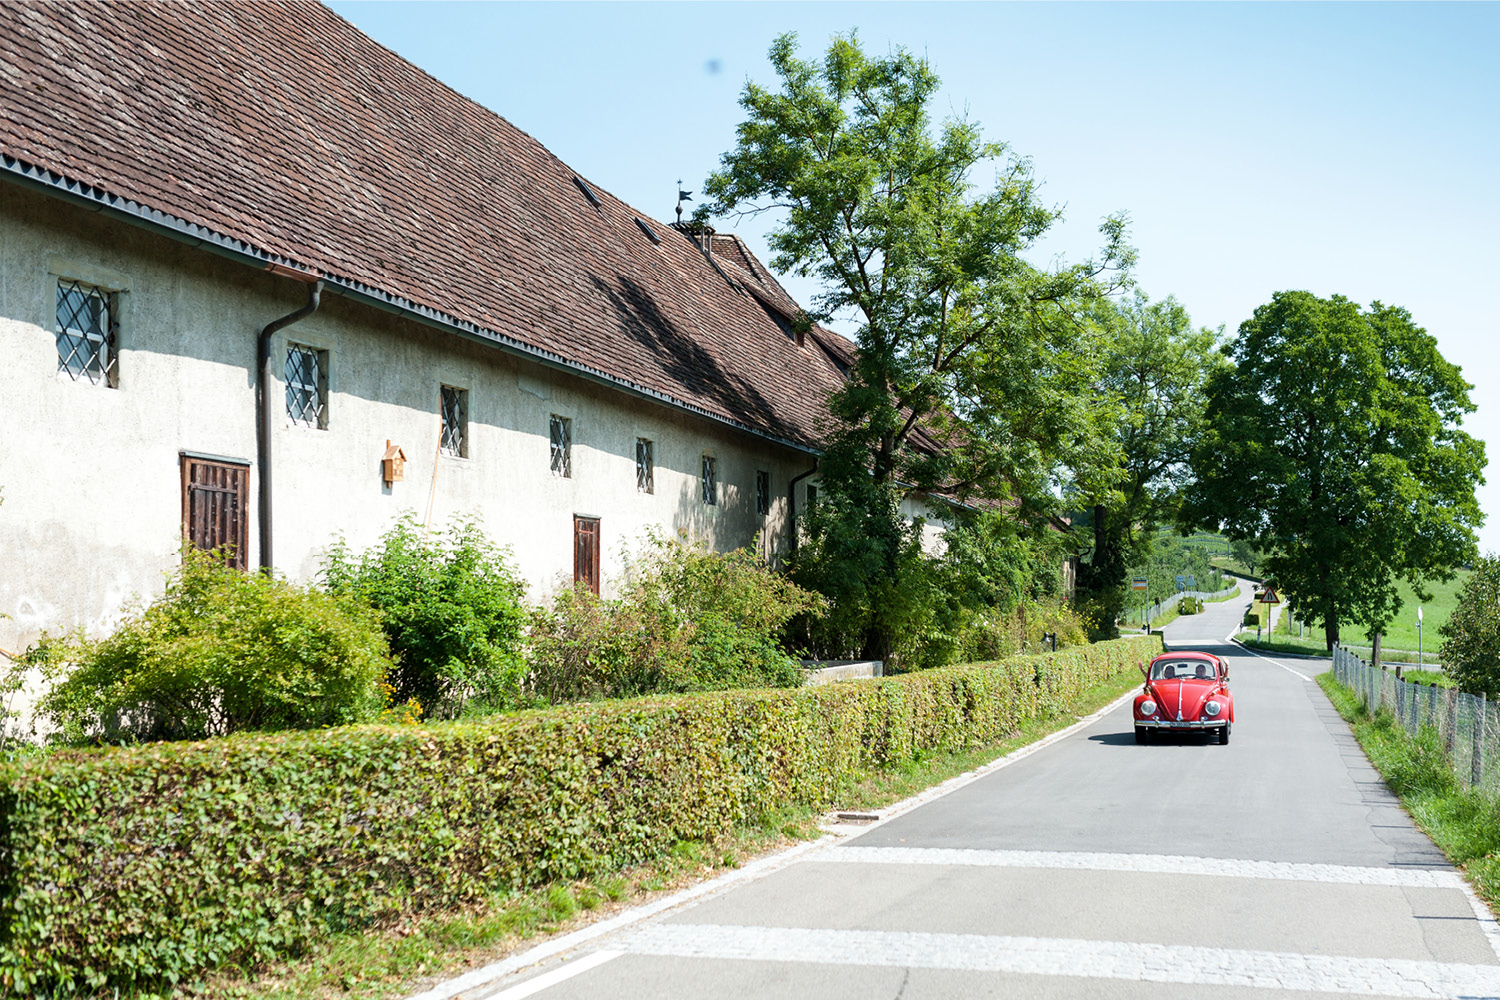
[
  {"left": 181, "top": 454, "right": 249, "bottom": 569},
  {"left": 574, "top": 515, "right": 600, "bottom": 594}
]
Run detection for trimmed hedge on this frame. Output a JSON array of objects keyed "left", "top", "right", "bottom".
[{"left": 0, "top": 636, "right": 1158, "bottom": 993}]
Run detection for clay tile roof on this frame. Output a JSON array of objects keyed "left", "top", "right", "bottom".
[{"left": 0, "top": 1, "right": 852, "bottom": 450}]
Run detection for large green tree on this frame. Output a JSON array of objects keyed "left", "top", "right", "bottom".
[
  {"left": 1183, "top": 291, "right": 1485, "bottom": 649},
  {"left": 698, "top": 32, "right": 1131, "bottom": 660},
  {"left": 1076, "top": 294, "right": 1225, "bottom": 636}
]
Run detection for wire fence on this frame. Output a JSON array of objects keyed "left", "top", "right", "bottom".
[{"left": 1332, "top": 645, "right": 1492, "bottom": 791}]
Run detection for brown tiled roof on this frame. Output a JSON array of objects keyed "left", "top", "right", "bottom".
[{"left": 0, "top": 1, "right": 851, "bottom": 450}]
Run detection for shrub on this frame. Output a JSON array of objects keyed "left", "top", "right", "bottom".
[
  {"left": 955, "top": 599, "right": 1092, "bottom": 664},
  {"left": 1177, "top": 597, "right": 1198, "bottom": 616},
  {"left": 1440, "top": 555, "right": 1500, "bottom": 697},
  {"left": 528, "top": 532, "right": 822, "bottom": 701},
  {"left": 31, "top": 550, "right": 391, "bottom": 743},
  {"left": 322, "top": 514, "right": 529, "bottom": 718},
  {"left": 0, "top": 635, "right": 1159, "bottom": 994}
]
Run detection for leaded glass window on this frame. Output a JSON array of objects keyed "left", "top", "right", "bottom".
[
  {"left": 285, "top": 344, "right": 327, "bottom": 428},
  {"left": 701, "top": 454, "right": 717, "bottom": 506},
  {"left": 550, "top": 415, "right": 572, "bottom": 477},
  {"left": 636, "top": 438, "right": 654, "bottom": 494},
  {"left": 440, "top": 385, "right": 467, "bottom": 457},
  {"left": 55, "top": 279, "right": 118, "bottom": 387}
]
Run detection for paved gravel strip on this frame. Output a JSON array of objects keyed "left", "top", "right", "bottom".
[
  {"left": 822, "top": 847, "right": 1468, "bottom": 889},
  {"left": 619, "top": 924, "right": 1500, "bottom": 998}
]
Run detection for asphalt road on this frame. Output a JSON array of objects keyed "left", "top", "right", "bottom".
[{"left": 430, "top": 584, "right": 1500, "bottom": 1000}]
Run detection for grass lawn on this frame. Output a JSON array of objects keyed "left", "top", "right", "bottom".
[
  {"left": 1211, "top": 554, "right": 1261, "bottom": 579},
  {"left": 1278, "top": 570, "right": 1470, "bottom": 654}
]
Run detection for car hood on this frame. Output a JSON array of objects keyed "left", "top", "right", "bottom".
[{"left": 1146, "top": 679, "right": 1220, "bottom": 721}]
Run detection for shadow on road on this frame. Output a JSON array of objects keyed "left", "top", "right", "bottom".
[{"left": 1086, "top": 732, "right": 1138, "bottom": 747}]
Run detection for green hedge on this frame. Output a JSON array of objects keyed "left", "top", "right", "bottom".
[{"left": 0, "top": 636, "right": 1158, "bottom": 993}]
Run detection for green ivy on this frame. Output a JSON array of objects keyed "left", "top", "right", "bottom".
[{"left": 0, "top": 636, "right": 1158, "bottom": 994}]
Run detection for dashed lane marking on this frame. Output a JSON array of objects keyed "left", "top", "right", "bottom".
[
  {"left": 619, "top": 924, "right": 1500, "bottom": 998},
  {"left": 819, "top": 847, "right": 1466, "bottom": 889}
]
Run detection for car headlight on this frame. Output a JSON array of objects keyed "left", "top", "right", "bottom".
[
  {"left": 1140, "top": 700, "right": 1157, "bottom": 717},
  {"left": 1204, "top": 700, "right": 1221, "bottom": 717}
]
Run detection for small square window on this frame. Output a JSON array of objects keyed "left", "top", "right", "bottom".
[
  {"left": 550, "top": 415, "right": 572, "bottom": 477},
  {"left": 285, "top": 344, "right": 328, "bottom": 428},
  {"left": 440, "top": 385, "right": 468, "bottom": 457},
  {"left": 55, "top": 278, "right": 118, "bottom": 387},
  {"left": 755, "top": 470, "right": 770, "bottom": 516},
  {"left": 701, "top": 454, "right": 717, "bottom": 506},
  {"left": 636, "top": 438, "right": 654, "bottom": 494}
]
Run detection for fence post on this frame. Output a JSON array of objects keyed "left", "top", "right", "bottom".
[
  {"left": 1472, "top": 693, "right": 1486, "bottom": 789},
  {"left": 1445, "top": 687, "right": 1458, "bottom": 758}
]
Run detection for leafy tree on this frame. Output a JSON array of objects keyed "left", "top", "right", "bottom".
[
  {"left": 1439, "top": 556, "right": 1500, "bottom": 697},
  {"left": 1076, "top": 293, "right": 1225, "bottom": 636},
  {"left": 321, "top": 514, "right": 529, "bottom": 719},
  {"left": 699, "top": 32, "right": 1131, "bottom": 659},
  {"left": 1183, "top": 292, "right": 1485, "bottom": 649}
]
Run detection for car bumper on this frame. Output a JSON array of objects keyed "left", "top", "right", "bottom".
[{"left": 1136, "top": 718, "right": 1227, "bottom": 730}]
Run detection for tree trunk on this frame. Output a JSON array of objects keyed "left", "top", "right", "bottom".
[{"left": 1324, "top": 608, "right": 1339, "bottom": 652}]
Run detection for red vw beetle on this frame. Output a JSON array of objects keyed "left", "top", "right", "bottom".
[{"left": 1134, "top": 651, "right": 1234, "bottom": 744}]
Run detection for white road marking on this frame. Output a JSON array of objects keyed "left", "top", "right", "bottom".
[
  {"left": 820, "top": 847, "right": 1467, "bottom": 889},
  {"left": 1222, "top": 625, "right": 1316, "bottom": 681},
  {"left": 620, "top": 924, "right": 1500, "bottom": 998},
  {"left": 479, "top": 950, "right": 621, "bottom": 1000}
]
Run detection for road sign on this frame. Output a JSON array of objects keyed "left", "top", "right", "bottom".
[
  {"left": 1132, "top": 577, "right": 1148, "bottom": 592},
  {"left": 1175, "top": 575, "right": 1186, "bottom": 589},
  {"left": 1261, "top": 586, "right": 1281, "bottom": 604}
]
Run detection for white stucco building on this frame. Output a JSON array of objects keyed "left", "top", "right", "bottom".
[{"left": 0, "top": 2, "right": 869, "bottom": 659}]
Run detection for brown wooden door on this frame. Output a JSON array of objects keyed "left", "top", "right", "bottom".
[
  {"left": 181, "top": 455, "right": 249, "bottom": 569},
  {"left": 574, "top": 515, "right": 600, "bottom": 594}
]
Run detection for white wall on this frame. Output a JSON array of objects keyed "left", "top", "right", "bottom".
[{"left": 0, "top": 182, "right": 819, "bottom": 661}]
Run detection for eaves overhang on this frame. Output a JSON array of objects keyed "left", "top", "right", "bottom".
[{"left": 1, "top": 154, "right": 822, "bottom": 457}]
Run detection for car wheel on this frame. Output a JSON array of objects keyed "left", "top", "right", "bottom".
[
  {"left": 1219, "top": 724, "right": 1231, "bottom": 745},
  {"left": 1135, "top": 726, "right": 1149, "bottom": 744}
]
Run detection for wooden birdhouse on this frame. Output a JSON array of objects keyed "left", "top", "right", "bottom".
[{"left": 382, "top": 440, "right": 406, "bottom": 484}]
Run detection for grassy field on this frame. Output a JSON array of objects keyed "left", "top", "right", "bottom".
[{"left": 1279, "top": 571, "right": 1470, "bottom": 652}]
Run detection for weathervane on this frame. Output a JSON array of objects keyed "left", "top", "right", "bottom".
[{"left": 676, "top": 180, "right": 692, "bottom": 224}]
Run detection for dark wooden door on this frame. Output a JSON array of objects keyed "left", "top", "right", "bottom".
[
  {"left": 181, "top": 455, "right": 249, "bottom": 569},
  {"left": 574, "top": 515, "right": 600, "bottom": 594}
]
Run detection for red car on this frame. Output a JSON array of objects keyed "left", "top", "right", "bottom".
[{"left": 1134, "top": 651, "right": 1234, "bottom": 744}]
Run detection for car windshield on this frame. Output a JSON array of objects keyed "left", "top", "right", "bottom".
[{"left": 1150, "top": 659, "right": 1217, "bottom": 680}]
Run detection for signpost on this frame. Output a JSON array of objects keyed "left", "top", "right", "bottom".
[
  {"left": 1132, "top": 577, "right": 1149, "bottom": 630},
  {"left": 1417, "top": 606, "right": 1424, "bottom": 671}
]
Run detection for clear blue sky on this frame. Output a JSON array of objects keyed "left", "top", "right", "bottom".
[{"left": 331, "top": 1, "right": 1500, "bottom": 560}]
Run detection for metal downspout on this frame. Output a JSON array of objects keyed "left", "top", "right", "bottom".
[
  {"left": 788, "top": 458, "right": 819, "bottom": 554},
  {"left": 256, "top": 278, "right": 323, "bottom": 573}
]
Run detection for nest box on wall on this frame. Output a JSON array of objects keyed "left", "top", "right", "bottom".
[{"left": 382, "top": 440, "right": 407, "bottom": 485}]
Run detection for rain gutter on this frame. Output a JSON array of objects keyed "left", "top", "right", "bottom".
[{"left": 257, "top": 275, "right": 322, "bottom": 574}]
